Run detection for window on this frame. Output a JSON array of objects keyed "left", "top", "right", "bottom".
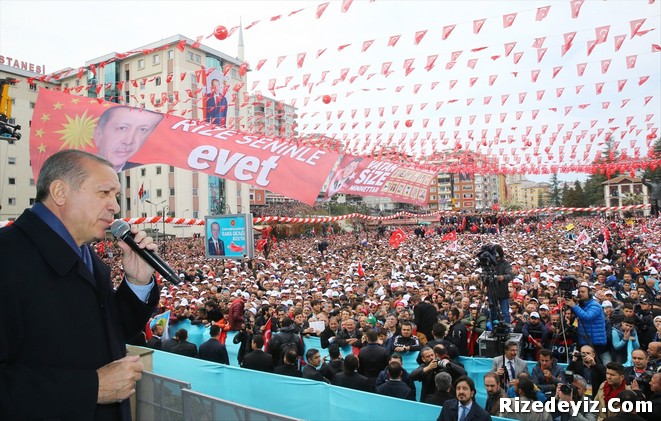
[
  {"left": 156, "top": 166, "right": 162, "bottom": 175},
  {"left": 140, "top": 168, "right": 146, "bottom": 176},
  {"left": 192, "top": 188, "right": 198, "bottom": 196},
  {"left": 193, "top": 211, "right": 199, "bottom": 219},
  {"left": 187, "top": 51, "right": 194, "bottom": 61},
  {"left": 168, "top": 50, "right": 174, "bottom": 60},
  {"left": 29, "top": 83, "right": 37, "bottom": 91},
  {"left": 139, "top": 81, "right": 145, "bottom": 90},
  {"left": 30, "top": 102, "right": 36, "bottom": 109},
  {"left": 8, "top": 198, "right": 16, "bottom": 205},
  {"left": 137, "top": 59, "right": 145, "bottom": 69},
  {"left": 194, "top": 54, "right": 201, "bottom": 64},
  {"left": 152, "top": 54, "right": 160, "bottom": 65},
  {"left": 463, "top": 193, "right": 474, "bottom": 199},
  {"left": 75, "top": 79, "right": 80, "bottom": 87},
  {"left": 155, "top": 77, "right": 161, "bottom": 86},
  {"left": 462, "top": 185, "right": 473, "bottom": 190},
  {"left": 169, "top": 166, "right": 175, "bottom": 173},
  {"left": 156, "top": 189, "right": 162, "bottom": 197},
  {"left": 169, "top": 188, "right": 175, "bottom": 196},
  {"left": 30, "top": 178, "right": 34, "bottom": 186},
  {"left": 231, "top": 68, "right": 238, "bottom": 78},
  {"left": 8, "top": 157, "right": 15, "bottom": 165},
  {"left": 8, "top": 178, "right": 16, "bottom": 185}
]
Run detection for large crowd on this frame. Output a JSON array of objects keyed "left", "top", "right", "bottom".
[{"left": 101, "top": 213, "right": 661, "bottom": 420}]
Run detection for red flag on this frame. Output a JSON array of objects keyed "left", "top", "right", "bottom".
[
  {"left": 389, "top": 228, "right": 407, "bottom": 248},
  {"left": 536, "top": 6, "right": 550, "bottom": 21},
  {"left": 262, "top": 317, "right": 272, "bottom": 351},
  {"left": 138, "top": 182, "right": 145, "bottom": 200},
  {"left": 503, "top": 13, "right": 517, "bottom": 28},
  {"left": 256, "top": 239, "right": 267, "bottom": 252},
  {"left": 357, "top": 262, "right": 365, "bottom": 277},
  {"left": 441, "top": 231, "right": 457, "bottom": 242}
]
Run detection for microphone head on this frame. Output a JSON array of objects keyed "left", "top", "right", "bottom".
[{"left": 110, "top": 220, "right": 131, "bottom": 238}]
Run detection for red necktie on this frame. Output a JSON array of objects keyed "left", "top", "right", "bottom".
[{"left": 215, "top": 242, "right": 219, "bottom": 254}]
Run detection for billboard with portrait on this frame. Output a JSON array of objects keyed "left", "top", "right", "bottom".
[{"left": 205, "top": 213, "right": 254, "bottom": 260}]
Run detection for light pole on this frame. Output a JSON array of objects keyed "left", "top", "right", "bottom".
[
  {"left": 162, "top": 205, "right": 169, "bottom": 240},
  {"left": 146, "top": 199, "right": 166, "bottom": 241},
  {"left": 182, "top": 209, "right": 190, "bottom": 237}
]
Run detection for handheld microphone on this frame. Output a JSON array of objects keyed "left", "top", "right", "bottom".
[{"left": 110, "top": 220, "right": 181, "bottom": 285}]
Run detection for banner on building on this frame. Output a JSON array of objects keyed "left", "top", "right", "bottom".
[{"left": 324, "top": 154, "right": 434, "bottom": 205}]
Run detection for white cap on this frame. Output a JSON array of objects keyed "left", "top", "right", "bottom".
[
  {"left": 602, "top": 300, "right": 613, "bottom": 308},
  {"left": 530, "top": 312, "right": 540, "bottom": 318},
  {"left": 539, "top": 304, "right": 549, "bottom": 310}
]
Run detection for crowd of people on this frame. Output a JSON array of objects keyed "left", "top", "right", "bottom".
[{"left": 103, "top": 212, "right": 661, "bottom": 421}]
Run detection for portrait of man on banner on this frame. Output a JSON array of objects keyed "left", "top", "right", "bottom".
[
  {"left": 207, "top": 221, "right": 226, "bottom": 256},
  {"left": 324, "top": 156, "right": 363, "bottom": 200},
  {"left": 203, "top": 69, "right": 228, "bottom": 127},
  {"left": 94, "top": 106, "right": 163, "bottom": 172}
]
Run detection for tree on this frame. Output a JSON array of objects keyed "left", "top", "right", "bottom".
[
  {"left": 549, "top": 173, "right": 562, "bottom": 206},
  {"left": 583, "top": 137, "right": 620, "bottom": 206}
]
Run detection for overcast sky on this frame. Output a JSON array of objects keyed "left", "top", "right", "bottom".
[{"left": 2, "top": 0, "right": 660, "bottom": 183}]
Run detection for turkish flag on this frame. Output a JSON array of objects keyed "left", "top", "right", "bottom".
[
  {"left": 262, "top": 317, "right": 272, "bottom": 351},
  {"left": 389, "top": 228, "right": 407, "bottom": 248},
  {"left": 357, "top": 262, "right": 365, "bottom": 277},
  {"left": 441, "top": 231, "right": 457, "bottom": 242}
]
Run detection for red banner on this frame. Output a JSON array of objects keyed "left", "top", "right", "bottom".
[
  {"left": 29, "top": 89, "right": 339, "bottom": 205},
  {"left": 324, "top": 155, "right": 434, "bottom": 205}
]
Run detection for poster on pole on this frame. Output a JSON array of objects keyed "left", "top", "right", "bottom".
[{"left": 205, "top": 213, "right": 254, "bottom": 259}]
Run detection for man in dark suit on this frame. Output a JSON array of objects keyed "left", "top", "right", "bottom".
[
  {"left": 274, "top": 349, "right": 302, "bottom": 378},
  {"left": 146, "top": 324, "right": 164, "bottom": 350},
  {"left": 411, "top": 294, "right": 438, "bottom": 340},
  {"left": 320, "top": 316, "right": 341, "bottom": 349},
  {"left": 199, "top": 325, "right": 229, "bottom": 365},
  {"left": 302, "top": 348, "right": 330, "bottom": 383},
  {"left": 207, "top": 221, "right": 225, "bottom": 256},
  {"left": 332, "top": 354, "right": 372, "bottom": 392},
  {"left": 319, "top": 343, "right": 344, "bottom": 382},
  {"left": 242, "top": 335, "right": 274, "bottom": 373},
  {"left": 358, "top": 329, "right": 390, "bottom": 389},
  {"left": 0, "top": 149, "right": 159, "bottom": 420},
  {"left": 483, "top": 372, "right": 508, "bottom": 416},
  {"left": 437, "top": 376, "right": 492, "bottom": 421},
  {"left": 205, "top": 78, "right": 228, "bottom": 127},
  {"left": 424, "top": 372, "right": 454, "bottom": 406},
  {"left": 376, "top": 362, "right": 415, "bottom": 400},
  {"left": 171, "top": 329, "right": 198, "bottom": 358}
]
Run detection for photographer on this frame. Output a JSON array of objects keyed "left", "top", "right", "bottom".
[
  {"left": 522, "top": 311, "right": 549, "bottom": 361},
  {"left": 411, "top": 345, "right": 467, "bottom": 401},
  {"left": 567, "top": 345, "right": 607, "bottom": 397},
  {"left": 232, "top": 321, "right": 254, "bottom": 366},
  {"left": 479, "top": 245, "right": 513, "bottom": 324},
  {"left": 531, "top": 349, "right": 567, "bottom": 394},
  {"left": 554, "top": 374, "right": 597, "bottom": 421},
  {"left": 641, "top": 372, "right": 661, "bottom": 421},
  {"left": 566, "top": 284, "right": 608, "bottom": 359}
]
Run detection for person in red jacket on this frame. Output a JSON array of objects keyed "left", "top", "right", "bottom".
[{"left": 229, "top": 292, "right": 248, "bottom": 330}]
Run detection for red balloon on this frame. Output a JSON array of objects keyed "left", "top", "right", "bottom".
[
  {"left": 214, "top": 25, "right": 229, "bottom": 40},
  {"left": 405, "top": 120, "right": 413, "bottom": 127},
  {"left": 322, "top": 95, "right": 331, "bottom": 104}
]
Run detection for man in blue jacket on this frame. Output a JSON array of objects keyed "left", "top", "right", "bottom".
[{"left": 566, "top": 283, "right": 608, "bottom": 358}]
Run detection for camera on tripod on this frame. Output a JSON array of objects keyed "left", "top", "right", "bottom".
[{"left": 558, "top": 276, "right": 579, "bottom": 300}]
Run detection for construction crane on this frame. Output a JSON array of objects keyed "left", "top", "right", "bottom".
[{"left": 0, "top": 78, "right": 21, "bottom": 141}]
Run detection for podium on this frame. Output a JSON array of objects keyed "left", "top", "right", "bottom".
[{"left": 477, "top": 332, "right": 523, "bottom": 358}]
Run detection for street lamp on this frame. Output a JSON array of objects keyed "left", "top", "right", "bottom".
[
  {"left": 146, "top": 199, "right": 166, "bottom": 241},
  {"left": 182, "top": 209, "right": 190, "bottom": 237}
]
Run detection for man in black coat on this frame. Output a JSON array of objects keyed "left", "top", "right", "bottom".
[
  {"left": 332, "top": 354, "right": 372, "bottom": 392},
  {"left": 437, "top": 376, "right": 492, "bottom": 421},
  {"left": 302, "top": 348, "right": 330, "bottom": 383},
  {"left": 171, "top": 329, "right": 198, "bottom": 358},
  {"left": 358, "top": 329, "right": 390, "bottom": 388},
  {"left": 274, "top": 349, "right": 302, "bottom": 378},
  {"left": 411, "top": 294, "right": 438, "bottom": 340},
  {"left": 319, "top": 316, "right": 342, "bottom": 349},
  {"left": 424, "top": 372, "right": 454, "bottom": 406},
  {"left": 267, "top": 317, "right": 304, "bottom": 366},
  {"left": 199, "top": 325, "right": 229, "bottom": 365},
  {"left": 319, "top": 343, "right": 344, "bottom": 382},
  {"left": 376, "top": 362, "right": 415, "bottom": 400},
  {"left": 146, "top": 324, "right": 164, "bottom": 350},
  {"left": 0, "top": 150, "right": 159, "bottom": 421},
  {"left": 242, "top": 335, "right": 274, "bottom": 373}
]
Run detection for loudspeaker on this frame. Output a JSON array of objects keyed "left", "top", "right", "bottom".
[{"left": 477, "top": 332, "right": 523, "bottom": 358}]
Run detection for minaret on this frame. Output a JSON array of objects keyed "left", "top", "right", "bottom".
[{"left": 237, "top": 18, "right": 245, "bottom": 62}]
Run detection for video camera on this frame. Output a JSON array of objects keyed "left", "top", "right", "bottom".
[
  {"left": 558, "top": 276, "right": 579, "bottom": 300},
  {"left": 477, "top": 244, "right": 501, "bottom": 268}
]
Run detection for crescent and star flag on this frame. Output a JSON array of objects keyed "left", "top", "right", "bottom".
[
  {"left": 388, "top": 228, "right": 407, "bottom": 248},
  {"left": 357, "top": 262, "right": 365, "bottom": 277},
  {"left": 137, "top": 182, "right": 145, "bottom": 201},
  {"left": 441, "top": 231, "right": 457, "bottom": 242}
]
